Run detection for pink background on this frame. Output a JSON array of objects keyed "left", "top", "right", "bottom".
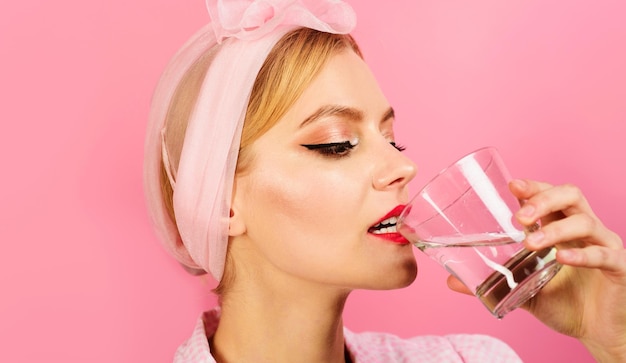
[{"left": 2, "top": 0, "right": 625, "bottom": 362}]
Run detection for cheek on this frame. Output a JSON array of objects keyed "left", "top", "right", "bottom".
[
  {"left": 252, "top": 166, "right": 350, "bottom": 230},
  {"left": 255, "top": 173, "right": 314, "bottom": 218},
  {"left": 240, "top": 159, "right": 364, "bottom": 258}
]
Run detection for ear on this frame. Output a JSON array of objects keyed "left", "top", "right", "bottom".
[
  {"left": 228, "top": 205, "right": 246, "bottom": 237},
  {"left": 228, "top": 181, "right": 247, "bottom": 237}
]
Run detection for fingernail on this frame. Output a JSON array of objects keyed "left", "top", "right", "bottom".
[
  {"left": 518, "top": 204, "right": 535, "bottom": 218},
  {"left": 525, "top": 231, "right": 544, "bottom": 247}
]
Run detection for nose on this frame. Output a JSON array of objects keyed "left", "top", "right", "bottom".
[{"left": 372, "top": 143, "right": 417, "bottom": 190}]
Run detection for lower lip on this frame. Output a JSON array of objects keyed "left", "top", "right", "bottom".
[{"left": 369, "top": 232, "right": 410, "bottom": 245}]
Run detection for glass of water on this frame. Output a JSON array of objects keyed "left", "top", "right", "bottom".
[{"left": 397, "top": 147, "right": 562, "bottom": 318}]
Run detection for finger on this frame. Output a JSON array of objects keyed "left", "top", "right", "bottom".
[
  {"left": 557, "top": 246, "right": 626, "bottom": 275},
  {"left": 511, "top": 180, "right": 596, "bottom": 225},
  {"left": 524, "top": 213, "right": 621, "bottom": 250},
  {"left": 509, "top": 178, "right": 554, "bottom": 200},
  {"left": 446, "top": 275, "right": 473, "bottom": 295},
  {"left": 509, "top": 179, "right": 565, "bottom": 225}
]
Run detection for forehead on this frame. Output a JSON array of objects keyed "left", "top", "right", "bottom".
[{"left": 276, "top": 49, "right": 390, "bottom": 130}]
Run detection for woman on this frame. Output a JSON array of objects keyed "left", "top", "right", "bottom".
[{"left": 144, "top": 1, "right": 626, "bottom": 362}]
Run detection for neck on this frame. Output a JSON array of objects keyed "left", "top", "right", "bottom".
[{"left": 210, "top": 273, "right": 351, "bottom": 363}]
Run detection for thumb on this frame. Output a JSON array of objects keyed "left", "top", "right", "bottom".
[{"left": 447, "top": 275, "right": 473, "bottom": 295}]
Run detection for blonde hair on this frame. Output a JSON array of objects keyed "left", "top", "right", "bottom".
[{"left": 160, "top": 28, "right": 361, "bottom": 295}]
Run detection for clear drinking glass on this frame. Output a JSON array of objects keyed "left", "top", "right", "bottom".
[{"left": 397, "top": 147, "right": 562, "bottom": 318}]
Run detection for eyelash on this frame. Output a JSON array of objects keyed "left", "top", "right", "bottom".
[
  {"left": 390, "top": 142, "right": 406, "bottom": 152},
  {"left": 301, "top": 140, "right": 406, "bottom": 157},
  {"left": 301, "top": 140, "right": 357, "bottom": 157}
]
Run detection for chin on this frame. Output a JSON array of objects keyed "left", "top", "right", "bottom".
[
  {"left": 369, "top": 259, "right": 418, "bottom": 291},
  {"left": 393, "top": 260, "right": 419, "bottom": 288}
]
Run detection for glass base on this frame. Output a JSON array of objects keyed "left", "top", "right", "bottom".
[{"left": 476, "top": 247, "right": 562, "bottom": 319}]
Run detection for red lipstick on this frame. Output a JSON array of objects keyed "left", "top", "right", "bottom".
[
  {"left": 368, "top": 205, "right": 410, "bottom": 244},
  {"left": 373, "top": 205, "right": 406, "bottom": 225}
]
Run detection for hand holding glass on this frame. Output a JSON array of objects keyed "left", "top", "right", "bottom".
[{"left": 398, "top": 147, "right": 561, "bottom": 318}]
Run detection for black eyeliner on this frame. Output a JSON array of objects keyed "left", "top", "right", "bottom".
[{"left": 301, "top": 141, "right": 354, "bottom": 150}]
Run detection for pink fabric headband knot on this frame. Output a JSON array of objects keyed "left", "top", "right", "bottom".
[
  {"left": 207, "top": 0, "right": 355, "bottom": 42},
  {"left": 144, "top": 0, "right": 356, "bottom": 281}
]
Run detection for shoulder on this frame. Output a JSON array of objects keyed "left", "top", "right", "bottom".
[
  {"left": 173, "top": 309, "right": 221, "bottom": 363},
  {"left": 442, "top": 333, "right": 523, "bottom": 362},
  {"left": 345, "top": 329, "right": 522, "bottom": 363}
]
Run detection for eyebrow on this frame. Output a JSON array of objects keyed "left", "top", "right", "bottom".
[
  {"left": 381, "top": 107, "right": 395, "bottom": 124},
  {"left": 299, "top": 105, "right": 395, "bottom": 128}
]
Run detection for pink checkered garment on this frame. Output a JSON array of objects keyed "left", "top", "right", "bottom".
[{"left": 174, "top": 309, "right": 522, "bottom": 362}]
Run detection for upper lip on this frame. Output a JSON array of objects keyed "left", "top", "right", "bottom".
[{"left": 368, "top": 205, "right": 406, "bottom": 231}]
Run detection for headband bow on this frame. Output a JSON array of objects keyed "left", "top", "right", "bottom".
[
  {"left": 207, "top": 0, "right": 355, "bottom": 42},
  {"left": 144, "top": 0, "right": 356, "bottom": 281}
]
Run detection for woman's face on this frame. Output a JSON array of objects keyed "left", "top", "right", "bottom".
[{"left": 231, "top": 49, "right": 418, "bottom": 291}]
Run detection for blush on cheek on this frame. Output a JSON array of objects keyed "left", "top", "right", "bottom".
[
  {"left": 253, "top": 168, "right": 320, "bottom": 221},
  {"left": 238, "top": 153, "right": 363, "bottom": 263},
  {"left": 238, "top": 167, "right": 347, "bottom": 276}
]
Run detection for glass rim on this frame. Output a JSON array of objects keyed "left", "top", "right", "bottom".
[
  {"left": 398, "top": 146, "right": 501, "bottom": 229},
  {"left": 421, "top": 146, "right": 499, "bottom": 191}
]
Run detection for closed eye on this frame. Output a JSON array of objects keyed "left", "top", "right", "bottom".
[{"left": 301, "top": 140, "right": 358, "bottom": 158}]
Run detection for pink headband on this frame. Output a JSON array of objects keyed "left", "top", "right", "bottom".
[{"left": 144, "top": 0, "right": 356, "bottom": 281}]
